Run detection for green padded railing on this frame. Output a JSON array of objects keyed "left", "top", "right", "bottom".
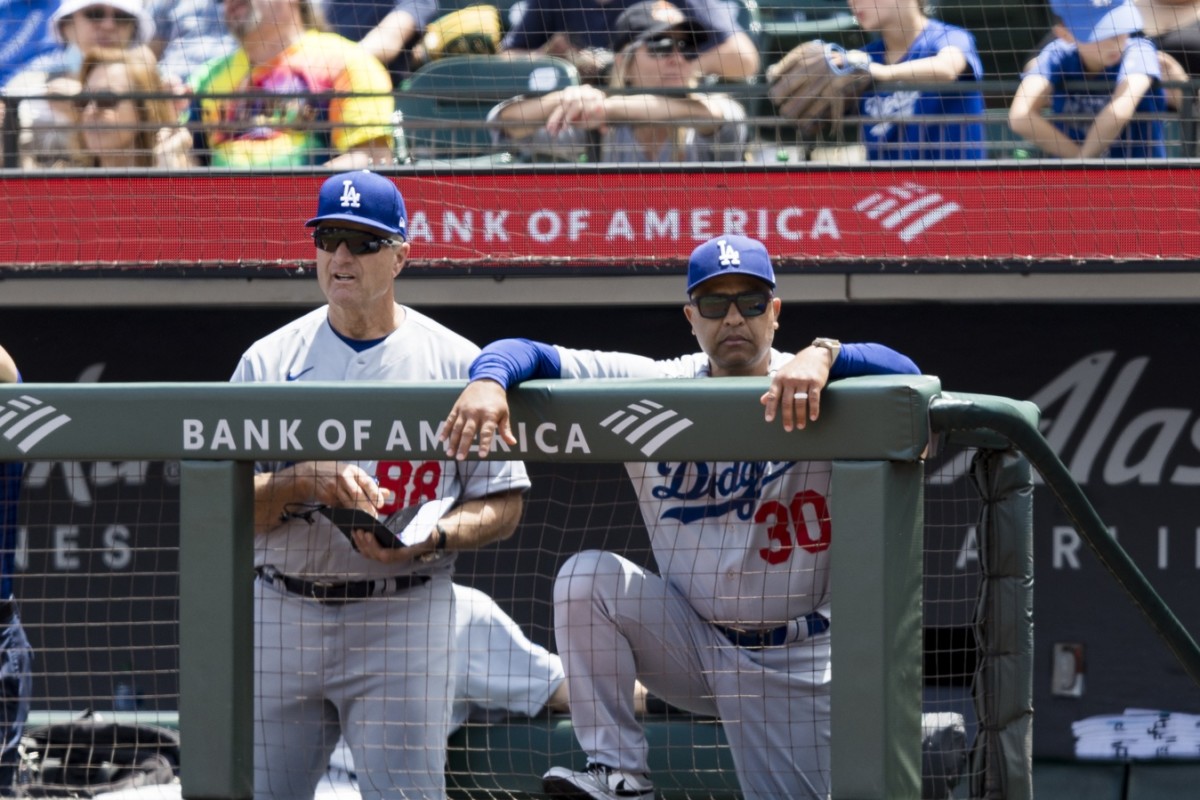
[
  {"left": 929, "top": 392, "right": 1200, "bottom": 689},
  {"left": 1, "top": 375, "right": 937, "bottom": 800}
]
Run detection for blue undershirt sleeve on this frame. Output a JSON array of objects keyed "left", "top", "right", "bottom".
[
  {"left": 468, "top": 338, "right": 563, "bottom": 389},
  {"left": 830, "top": 343, "right": 921, "bottom": 380}
]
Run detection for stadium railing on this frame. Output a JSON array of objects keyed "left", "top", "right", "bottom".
[
  {"left": 0, "top": 375, "right": 953, "bottom": 799},
  {"left": 3, "top": 374, "right": 1198, "bottom": 798},
  {"left": 4, "top": 74, "right": 1200, "bottom": 168}
]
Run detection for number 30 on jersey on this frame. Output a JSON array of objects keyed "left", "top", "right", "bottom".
[{"left": 755, "top": 490, "right": 831, "bottom": 564}]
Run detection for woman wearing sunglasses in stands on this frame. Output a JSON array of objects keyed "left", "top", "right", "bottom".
[
  {"left": 72, "top": 46, "right": 193, "bottom": 168},
  {"left": 3, "top": 0, "right": 156, "bottom": 168},
  {"left": 488, "top": 1, "right": 747, "bottom": 163}
]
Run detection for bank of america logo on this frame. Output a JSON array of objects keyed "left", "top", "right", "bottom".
[
  {"left": 0, "top": 395, "right": 72, "bottom": 453},
  {"left": 599, "top": 400, "right": 693, "bottom": 457},
  {"left": 855, "top": 182, "right": 960, "bottom": 243}
]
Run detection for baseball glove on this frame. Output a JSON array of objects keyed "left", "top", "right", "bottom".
[
  {"left": 766, "top": 40, "right": 873, "bottom": 135},
  {"left": 413, "top": 5, "right": 502, "bottom": 65}
]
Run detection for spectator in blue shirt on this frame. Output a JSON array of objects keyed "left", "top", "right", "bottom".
[
  {"left": 847, "top": 0, "right": 986, "bottom": 160},
  {"left": 1010, "top": 0, "right": 1167, "bottom": 158},
  {"left": 501, "top": 0, "right": 759, "bottom": 83}
]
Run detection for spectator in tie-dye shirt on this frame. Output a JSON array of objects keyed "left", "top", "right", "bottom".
[{"left": 189, "top": 0, "right": 394, "bottom": 168}]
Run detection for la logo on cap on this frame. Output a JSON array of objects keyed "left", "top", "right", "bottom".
[
  {"left": 339, "top": 180, "right": 362, "bottom": 209},
  {"left": 717, "top": 239, "right": 741, "bottom": 267}
]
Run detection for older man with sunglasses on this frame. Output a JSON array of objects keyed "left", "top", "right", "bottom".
[
  {"left": 231, "top": 170, "right": 529, "bottom": 800},
  {"left": 440, "top": 234, "right": 919, "bottom": 800}
]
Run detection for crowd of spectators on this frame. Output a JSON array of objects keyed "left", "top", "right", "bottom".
[{"left": 0, "top": 0, "right": 1196, "bottom": 166}]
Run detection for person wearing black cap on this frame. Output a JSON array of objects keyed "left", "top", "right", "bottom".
[
  {"left": 233, "top": 170, "right": 529, "bottom": 799},
  {"left": 489, "top": 0, "right": 748, "bottom": 162},
  {"left": 501, "top": 0, "right": 758, "bottom": 84},
  {"left": 440, "top": 235, "right": 919, "bottom": 800}
]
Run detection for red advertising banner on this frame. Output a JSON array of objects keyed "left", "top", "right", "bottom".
[{"left": 2, "top": 167, "right": 1196, "bottom": 268}]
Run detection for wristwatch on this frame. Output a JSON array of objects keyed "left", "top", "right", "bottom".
[
  {"left": 418, "top": 523, "right": 449, "bottom": 563},
  {"left": 811, "top": 338, "right": 841, "bottom": 364}
]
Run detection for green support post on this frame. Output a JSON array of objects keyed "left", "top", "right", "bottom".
[
  {"left": 830, "top": 460, "right": 924, "bottom": 800},
  {"left": 179, "top": 460, "right": 255, "bottom": 800},
  {"left": 970, "top": 449, "right": 1035, "bottom": 800}
]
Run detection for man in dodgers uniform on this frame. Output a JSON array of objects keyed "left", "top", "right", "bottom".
[
  {"left": 0, "top": 346, "right": 33, "bottom": 795},
  {"left": 440, "top": 234, "right": 920, "bottom": 800},
  {"left": 233, "top": 170, "right": 529, "bottom": 800}
]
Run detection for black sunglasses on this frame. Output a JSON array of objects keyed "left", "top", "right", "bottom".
[
  {"left": 644, "top": 37, "right": 693, "bottom": 59},
  {"left": 690, "top": 290, "right": 772, "bottom": 319},
  {"left": 73, "top": 92, "right": 123, "bottom": 111},
  {"left": 312, "top": 228, "right": 397, "bottom": 255},
  {"left": 81, "top": 6, "right": 137, "bottom": 23}
]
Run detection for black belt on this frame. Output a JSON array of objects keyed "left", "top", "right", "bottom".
[
  {"left": 256, "top": 566, "right": 430, "bottom": 606},
  {"left": 714, "top": 612, "right": 830, "bottom": 649}
]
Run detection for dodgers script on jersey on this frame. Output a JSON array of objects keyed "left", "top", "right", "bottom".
[
  {"left": 555, "top": 347, "right": 831, "bottom": 627},
  {"left": 231, "top": 305, "right": 530, "bottom": 580}
]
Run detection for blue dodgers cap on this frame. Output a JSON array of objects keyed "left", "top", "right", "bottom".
[
  {"left": 1052, "top": 0, "right": 1143, "bottom": 43},
  {"left": 305, "top": 170, "right": 408, "bottom": 239},
  {"left": 686, "top": 235, "right": 776, "bottom": 294}
]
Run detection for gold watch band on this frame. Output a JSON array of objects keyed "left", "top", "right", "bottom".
[{"left": 811, "top": 337, "right": 841, "bottom": 364}]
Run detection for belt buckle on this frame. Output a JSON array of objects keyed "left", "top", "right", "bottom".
[
  {"left": 308, "top": 580, "right": 339, "bottom": 599},
  {"left": 719, "top": 624, "right": 759, "bottom": 648}
]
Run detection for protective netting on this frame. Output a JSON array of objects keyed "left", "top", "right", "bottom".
[{"left": 7, "top": 444, "right": 1009, "bottom": 798}]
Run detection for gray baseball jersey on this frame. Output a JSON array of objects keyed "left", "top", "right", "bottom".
[
  {"left": 232, "top": 305, "right": 531, "bottom": 581},
  {"left": 553, "top": 346, "right": 831, "bottom": 625},
  {"left": 548, "top": 345, "right": 833, "bottom": 799},
  {"left": 233, "top": 304, "right": 530, "bottom": 800}
]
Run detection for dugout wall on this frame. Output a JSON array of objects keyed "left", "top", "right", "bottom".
[
  {"left": 4, "top": 302, "right": 1200, "bottom": 765},
  {"left": 7, "top": 316, "right": 1200, "bottom": 796},
  {"left": 16, "top": 374, "right": 1142, "bottom": 799},
  {"left": 0, "top": 374, "right": 967, "bottom": 800}
]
